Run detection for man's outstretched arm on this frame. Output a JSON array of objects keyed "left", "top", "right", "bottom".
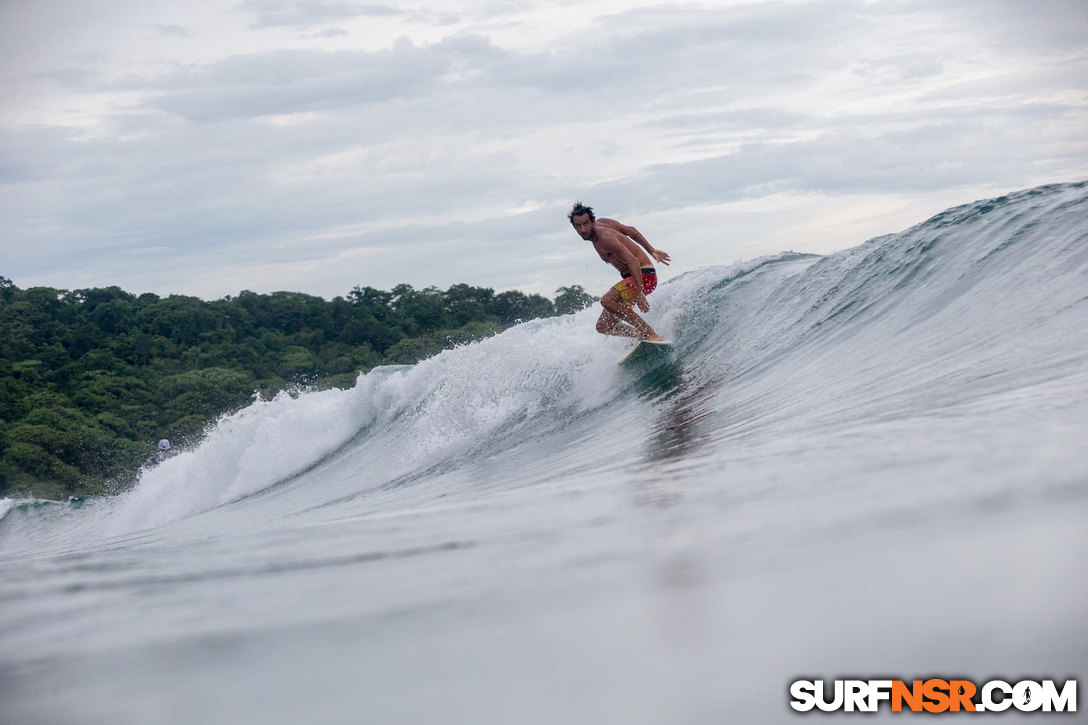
[{"left": 598, "top": 218, "right": 671, "bottom": 265}]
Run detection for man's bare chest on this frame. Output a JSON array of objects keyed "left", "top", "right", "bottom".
[
  {"left": 592, "top": 232, "right": 630, "bottom": 268},
  {"left": 593, "top": 242, "right": 616, "bottom": 265}
]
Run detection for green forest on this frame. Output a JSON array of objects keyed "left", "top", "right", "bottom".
[{"left": 0, "top": 276, "right": 596, "bottom": 499}]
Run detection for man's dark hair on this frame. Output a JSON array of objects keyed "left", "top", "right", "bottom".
[{"left": 568, "top": 202, "right": 595, "bottom": 223}]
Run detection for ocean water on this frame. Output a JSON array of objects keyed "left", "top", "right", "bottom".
[{"left": 2, "top": 181, "right": 1086, "bottom": 723}]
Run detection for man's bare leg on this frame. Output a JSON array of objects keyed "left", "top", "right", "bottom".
[
  {"left": 598, "top": 289, "right": 663, "bottom": 341},
  {"left": 596, "top": 309, "right": 640, "bottom": 338}
]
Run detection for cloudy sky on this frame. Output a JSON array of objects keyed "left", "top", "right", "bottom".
[{"left": 2, "top": 0, "right": 1086, "bottom": 300}]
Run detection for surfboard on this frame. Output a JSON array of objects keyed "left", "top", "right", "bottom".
[{"left": 618, "top": 339, "right": 674, "bottom": 366}]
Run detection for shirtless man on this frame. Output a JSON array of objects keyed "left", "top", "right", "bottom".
[{"left": 568, "top": 202, "right": 671, "bottom": 341}]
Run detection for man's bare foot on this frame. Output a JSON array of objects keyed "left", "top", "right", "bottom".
[{"left": 641, "top": 333, "right": 665, "bottom": 343}]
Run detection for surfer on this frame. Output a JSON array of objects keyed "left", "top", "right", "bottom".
[
  {"left": 568, "top": 202, "right": 670, "bottom": 341},
  {"left": 143, "top": 438, "right": 177, "bottom": 468}
]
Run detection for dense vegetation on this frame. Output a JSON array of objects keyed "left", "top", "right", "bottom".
[{"left": 0, "top": 276, "right": 595, "bottom": 499}]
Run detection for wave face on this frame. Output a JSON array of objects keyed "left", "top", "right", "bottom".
[{"left": 2, "top": 181, "right": 1087, "bottom": 724}]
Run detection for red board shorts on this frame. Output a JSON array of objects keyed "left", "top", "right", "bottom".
[{"left": 613, "top": 268, "right": 657, "bottom": 306}]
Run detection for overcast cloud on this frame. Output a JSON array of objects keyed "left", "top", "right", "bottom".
[{"left": 2, "top": 0, "right": 1086, "bottom": 300}]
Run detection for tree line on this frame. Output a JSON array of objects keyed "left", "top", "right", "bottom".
[{"left": 0, "top": 276, "right": 595, "bottom": 499}]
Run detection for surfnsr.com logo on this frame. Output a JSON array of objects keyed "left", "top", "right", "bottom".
[{"left": 789, "top": 679, "right": 1077, "bottom": 713}]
